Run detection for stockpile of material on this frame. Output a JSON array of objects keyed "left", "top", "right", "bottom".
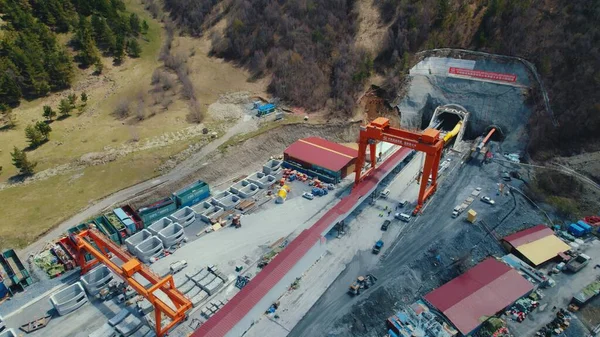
[
  {"left": 507, "top": 297, "right": 539, "bottom": 322},
  {"left": 34, "top": 250, "right": 65, "bottom": 279}
]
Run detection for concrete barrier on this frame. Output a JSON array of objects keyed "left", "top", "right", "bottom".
[
  {"left": 262, "top": 159, "right": 282, "bottom": 175},
  {"left": 81, "top": 265, "right": 113, "bottom": 296},
  {"left": 247, "top": 172, "right": 276, "bottom": 189},
  {"left": 147, "top": 217, "right": 173, "bottom": 235},
  {"left": 134, "top": 236, "right": 164, "bottom": 263},
  {"left": 125, "top": 229, "right": 153, "bottom": 254},
  {"left": 157, "top": 223, "right": 186, "bottom": 247},
  {"left": 49, "top": 282, "right": 88, "bottom": 316},
  {"left": 170, "top": 206, "right": 196, "bottom": 227}
]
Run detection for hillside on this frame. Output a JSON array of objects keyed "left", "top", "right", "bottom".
[{"left": 166, "top": 0, "right": 599, "bottom": 159}]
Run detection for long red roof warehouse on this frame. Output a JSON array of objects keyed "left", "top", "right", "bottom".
[
  {"left": 193, "top": 147, "right": 412, "bottom": 337},
  {"left": 502, "top": 224, "right": 553, "bottom": 247},
  {"left": 284, "top": 137, "right": 358, "bottom": 172},
  {"left": 424, "top": 258, "right": 533, "bottom": 335}
]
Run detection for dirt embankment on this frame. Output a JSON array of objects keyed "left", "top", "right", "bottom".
[{"left": 131, "top": 122, "right": 360, "bottom": 208}]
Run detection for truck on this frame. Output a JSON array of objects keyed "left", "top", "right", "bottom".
[
  {"left": 566, "top": 254, "right": 591, "bottom": 273},
  {"left": 372, "top": 240, "right": 384, "bottom": 254},
  {"left": 452, "top": 203, "right": 469, "bottom": 218},
  {"left": 169, "top": 260, "right": 188, "bottom": 274},
  {"left": 348, "top": 274, "right": 377, "bottom": 296}
]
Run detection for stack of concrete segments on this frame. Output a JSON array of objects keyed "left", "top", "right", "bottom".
[
  {"left": 229, "top": 180, "right": 260, "bottom": 198},
  {"left": 192, "top": 202, "right": 224, "bottom": 223},
  {"left": 247, "top": 171, "right": 276, "bottom": 188},
  {"left": 134, "top": 236, "right": 164, "bottom": 264},
  {"left": 125, "top": 229, "right": 153, "bottom": 255},
  {"left": 49, "top": 282, "right": 88, "bottom": 316},
  {"left": 189, "top": 269, "right": 224, "bottom": 296},
  {"left": 137, "top": 299, "right": 153, "bottom": 316},
  {"left": 211, "top": 191, "right": 241, "bottom": 210},
  {"left": 147, "top": 217, "right": 173, "bottom": 236},
  {"left": 89, "top": 323, "right": 116, "bottom": 337},
  {"left": 262, "top": 159, "right": 282, "bottom": 175},
  {"left": 81, "top": 265, "right": 114, "bottom": 296},
  {"left": 0, "top": 329, "right": 18, "bottom": 337},
  {"left": 169, "top": 206, "right": 196, "bottom": 227},
  {"left": 129, "top": 325, "right": 152, "bottom": 337},
  {"left": 115, "top": 314, "right": 143, "bottom": 337},
  {"left": 156, "top": 223, "right": 186, "bottom": 248}
]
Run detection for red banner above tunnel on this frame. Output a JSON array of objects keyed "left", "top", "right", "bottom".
[{"left": 448, "top": 67, "right": 517, "bottom": 83}]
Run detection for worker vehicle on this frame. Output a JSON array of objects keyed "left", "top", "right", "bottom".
[
  {"left": 502, "top": 171, "right": 511, "bottom": 181},
  {"left": 372, "top": 240, "right": 384, "bottom": 254},
  {"left": 452, "top": 203, "right": 468, "bottom": 218},
  {"left": 380, "top": 189, "right": 390, "bottom": 198},
  {"left": 398, "top": 200, "right": 407, "bottom": 208},
  {"left": 170, "top": 260, "right": 188, "bottom": 274},
  {"left": 348, "top": 274, "right": 378, "bottom": 296},
  {"left": 395, "top": 213, "right": 411, "bottom": 222},
  {"left": 302, "top": 192, "right": 314, "bottom": 200},
  {"left": 481, "top": 196, "right": 495, "bottom": 205},
  {"left": 381, "top": 220, "right": 391, "bottom": 231},
  {"left": 566, "top": 254, "right": 591, "bottom": 273}
]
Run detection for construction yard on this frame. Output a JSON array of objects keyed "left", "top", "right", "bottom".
[{"left": 0, "top": 53, "right": 599, "bottom": 337}]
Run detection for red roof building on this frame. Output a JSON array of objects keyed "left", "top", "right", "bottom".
[
  {"left": 283, "top": 137, "right": 358, "bottom": 180},
  {"left": 502, "top": 224, "right": 553, "bottom": 247},
  {"left": 424, "top": 258, "right": 534, "bottom": 335},
  {"left": 193, "top": 148, "right": 413, "bottom": 337}
]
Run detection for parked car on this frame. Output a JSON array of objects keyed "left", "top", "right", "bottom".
[
  {"left": 502, "top": 171, "right": 511, "bottom": 181},
  {"left": 170, "top": 260, "right": 188, "bottom": 274},
  {"left": 372, "top": 240, "right": 384, "bottom": 254},
  {"left": 380, "top": 189, "right": 390, "bottom": 198},
  {"left": 481, "top": 196, "right": 495, "bottom": 205},
  {"left": 302, "top": 192, "right": 314, "bottom": 200},
  {"left": 395, "top": 213, "right": 411, "bottom": 222},
  {"left": 381, "top": 220, "right": 391, "bottom": 231},
  {"left": 398, "top": 200, "right": 407, "bottom": 208}
]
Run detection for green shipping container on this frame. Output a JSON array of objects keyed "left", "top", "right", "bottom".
[
  {"left": 173, "top": 180, "right": 210, "bottom": 208},
  {"left": 138, "top": 197, "right": 177, "bottom": 226},
  {"left": 94, "top": 216, "right": 122, "bottom": 245}
]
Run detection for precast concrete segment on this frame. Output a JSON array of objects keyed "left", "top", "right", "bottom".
[
  {"left": 147, "top": 217, "right": 174, "bottom": 235},
  {"left": 212, "top": 193, "right": 241, "bottom": 211},
  {"left": 192, "top": 202, "right": 225, "bottom": 223},
  {"left": 134, "top": 236, "right": 164, "bottom": 263},
  {"left": 108, "top": 309, "right": 131, "bottom": 326},
  {"left": 49, "top": 282, "right": 88, "bottom": 316},
  {"left": 170, "top": 207, "right": 196, "bottom": 227},
  {"left": 81, "top": 265, "right": 114, "bottom": 296},
  {"left": 189, "top": 269, "right": 211, "bottom": 285},
  {"left": 126, "top": 229, "right": 153, "bottom": 254},
  {"left": 262, "top": 159, "right": 282, "bottom": 175},
  {"left": 157, "top": 223, "right": 186, "bottom": 247},
  {"left": 203, "top": 278, "right": 224, "bottom": 295},
  {"left": 229, "top": 180, "right": 260, "bottom": 198},
  {"left": 0, "top": 329, "right": 17, "bottom": 337},
  {"left": 89, "top": 323, "right": 117, "bottom": 337},
  {"left": 115, "top": 314, "right": 143, "bottom": 336},
  {"left": 246, "top": 172, "right": 276, "bottom": 189},
  {"left": 192, "top": 291, "right": 209, "bottom": 307},
  {"left": 130, "top": 325, "right": 152, "bottom": 337}
]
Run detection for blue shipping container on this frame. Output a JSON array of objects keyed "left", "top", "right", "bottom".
[
  {"left": 0, "top": 280, "right": 9, "bottom": 298},
  {"left": 568, "top": 223, "right": 585, "bottom": 237},
  {"left": 576, "top": 220, "right": 592, "bottom": 234}
]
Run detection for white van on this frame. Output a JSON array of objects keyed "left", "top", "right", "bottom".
[
  {"left": 395, "top": 213, "right": 411, "bottom": 222},
  {"left": 380, "top": 189, "right": 390, "bottom": 198}
]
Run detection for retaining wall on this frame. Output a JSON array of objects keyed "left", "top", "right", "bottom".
[
  {"left": 134, "top": 236, "right": 164, "bottom": 263},
  {"left": 170, "top": 207, "right": 196, "bottom": 227},
  {"left": 81, "top": 265, "right": 113, "bottom": 296},
  {"left": 157, "top": 223, "right": 186, "bottom": 247},
  {"left": 125, "top": 229, "right": 153, "bottom": 255},
  {"left": 50, "top": 282, "right": 88, "bottom": 316}
]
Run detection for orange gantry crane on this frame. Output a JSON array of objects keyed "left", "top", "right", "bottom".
[
  {"left": 355, "top": 117, "right": 449, "bottom": 215},
  {"left": 75, "top": 228, "right": 192, "bottom": 337}
]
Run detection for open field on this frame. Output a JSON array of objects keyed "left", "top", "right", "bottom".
[{"left": 0, "top": 0, "right": 267, "bottom": 249}]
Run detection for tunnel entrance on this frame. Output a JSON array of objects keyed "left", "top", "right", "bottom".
[{"left": 437, "top": 112, "right": 462, "bottom": 131}]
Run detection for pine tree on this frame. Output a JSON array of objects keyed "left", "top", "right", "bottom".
[
  {"left": 43, "top": 105, "right": 56, "bottom": 120},
  {"left": 25, "top": 124, "right": 44, "bottom": 147},
  {"left": 81, "top": 92, "right": 88, "bottom": 103},
  {"left": 0, "top": 104, "right": 17, "bottom": 128},
  {"left": 94, "top": 60, "right": 104, "bottom": 74},
  {"left": 142, "top": 20, "right": 149, "bottom": 34},
  {"left": 59, "top": 98, "right": 72, "bottom": 116},
  {"left": 113, "top": 33, "right": 125, "bottom": 64},
  {"left": 129, "top": 13, "right": 141, "bottom": 36},
  {"left": 68, "top": 93, "right": 78, "bottom": 106},
  {"left": 126, "top": 39, "right": 141, "bottom": 58},
  {"left": 76, "top": 15, "right": 101, "bottom": 67},
  {"left": 35, "top": 121, "right": 52, "bottom": 140},
  {"left": 11, "top": 146, "right": 37, "bottom": 175}
]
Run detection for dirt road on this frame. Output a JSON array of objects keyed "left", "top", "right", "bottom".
[{"left": 20, "top": 118, "right": 257, "bottom": 257}]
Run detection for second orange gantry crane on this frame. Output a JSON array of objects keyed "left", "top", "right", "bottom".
[
  {"left": 355, "top": 117, "right": 459, "bottom": 215},
  {"left": 75, "top": 228, "right": 192, "bottom": 337}
]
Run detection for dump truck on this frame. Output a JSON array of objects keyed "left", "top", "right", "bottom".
[
  {"left": 566, "top": 254, "right": 591, "bottom": 273},
  {"left": 348, "top": 274, "right": 377, "bottom": 296}
]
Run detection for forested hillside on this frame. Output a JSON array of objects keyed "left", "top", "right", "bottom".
[
  {"left": 165, "top": 0, "right": 599, "bottom": 158},
  {"left": 0, "top": 0, "right": 147, "bottom": 107}
]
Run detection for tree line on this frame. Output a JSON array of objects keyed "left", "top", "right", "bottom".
[{"left": 0, "top": 0, "right": 147, "bottom": 107}]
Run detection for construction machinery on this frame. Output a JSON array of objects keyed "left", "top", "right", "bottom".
[
  {"left": 232, "top": 214, "right": 241, "bottom": 228},
  {"left": 74, "top": 228, "right": 192, "bottom": 337},
  {"left": 355, "top": 117, "right": 460, "bottom": 215},
  {"left": 348, "top": 274, "right": 378, "bottom": 296}
]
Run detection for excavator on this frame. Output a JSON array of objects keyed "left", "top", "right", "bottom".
[{"left": 348, "top": 274, "right": 378, "bottom": 296}]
